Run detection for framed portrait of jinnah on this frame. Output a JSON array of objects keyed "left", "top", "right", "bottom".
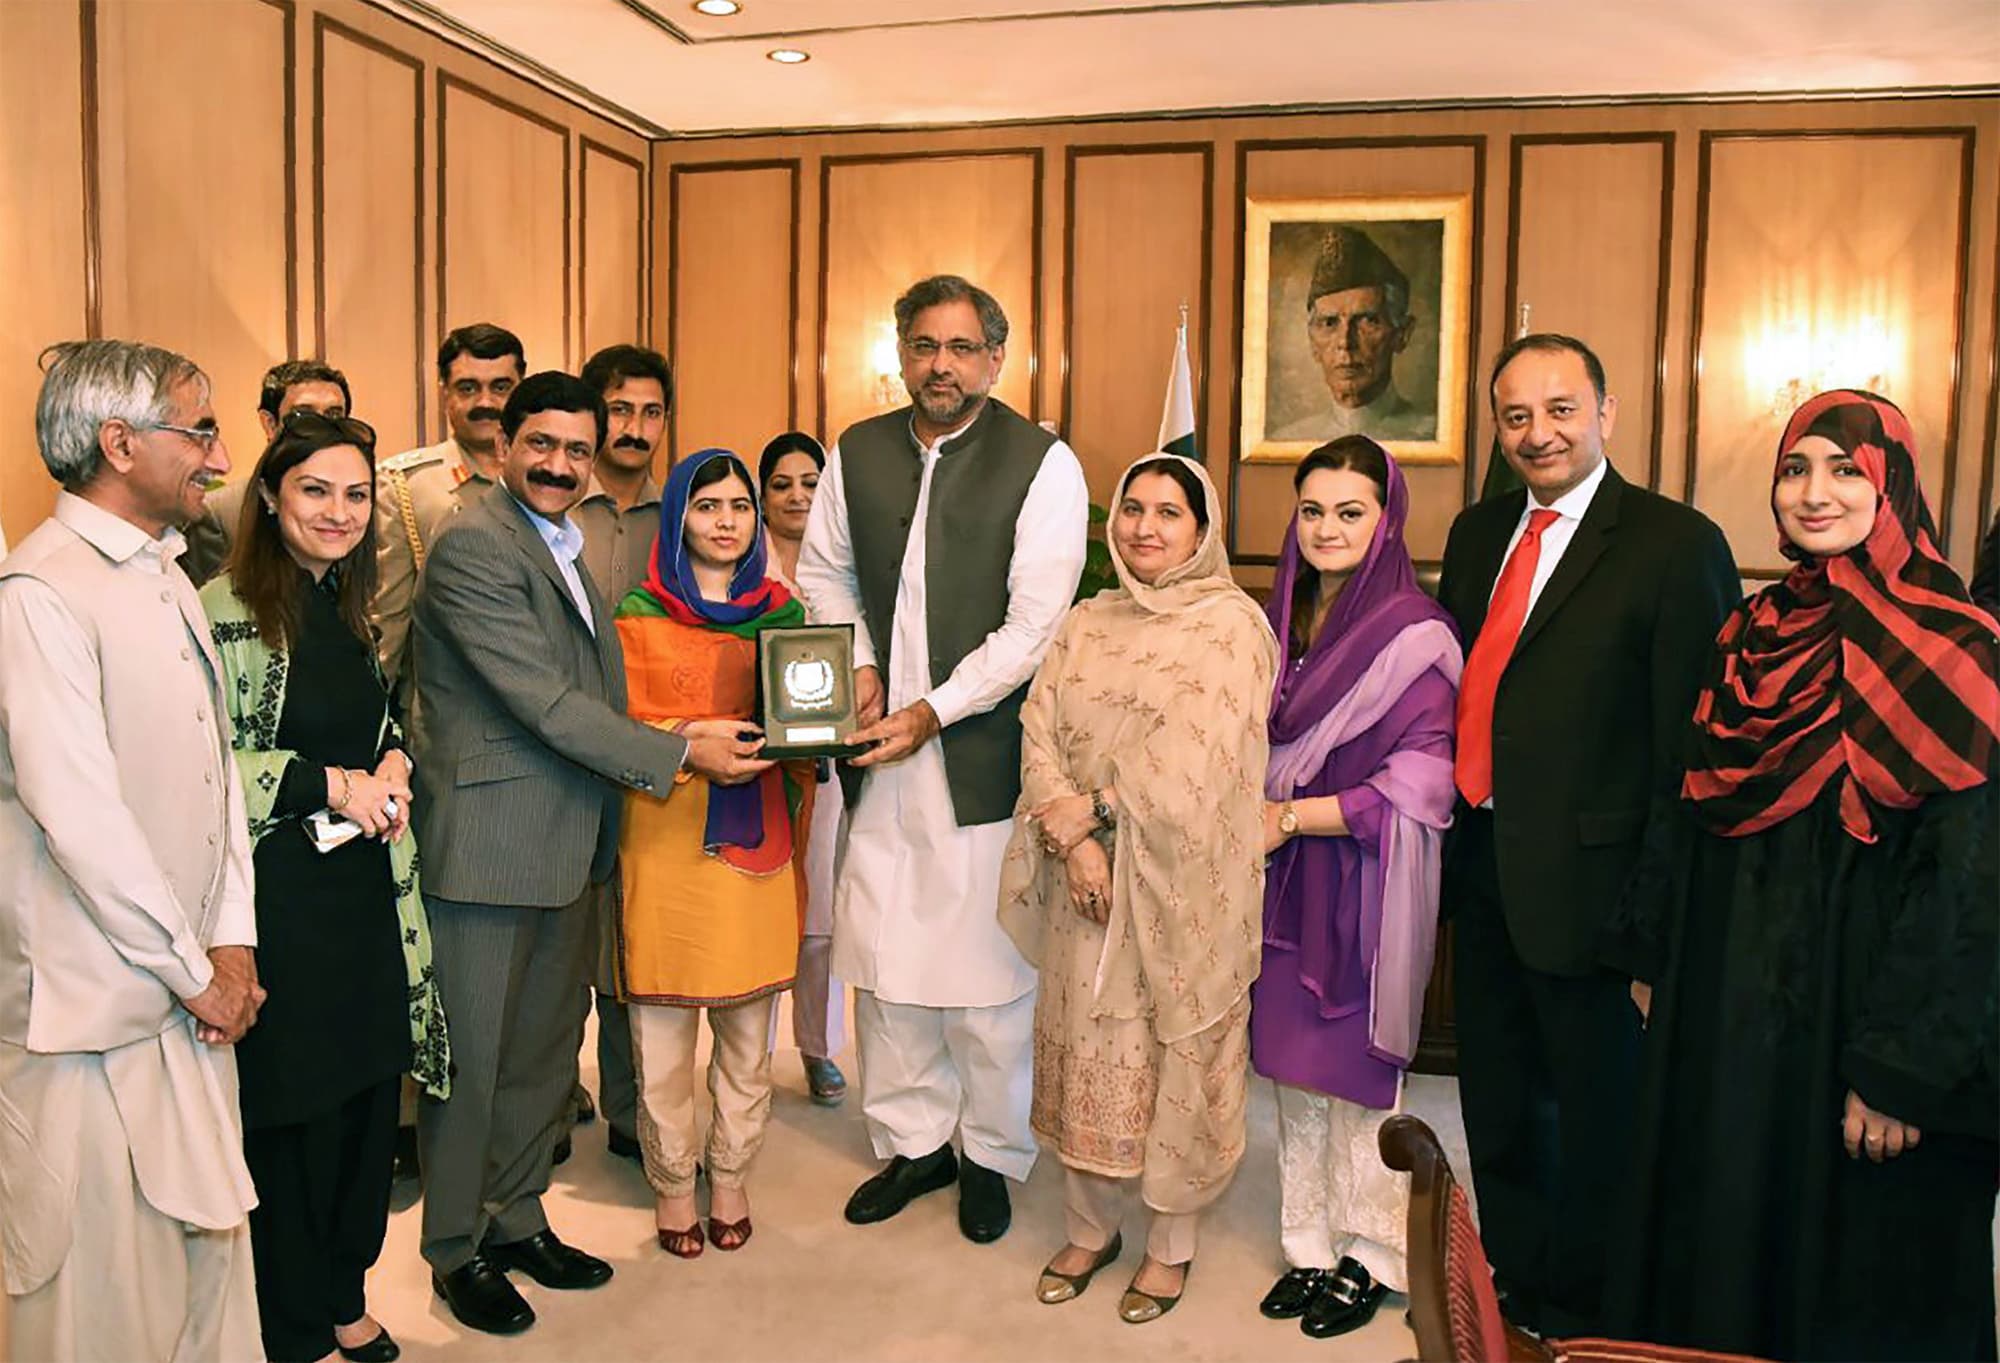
[{"left": 1240, "top": 194, "right": 1472, "bottom": 466}]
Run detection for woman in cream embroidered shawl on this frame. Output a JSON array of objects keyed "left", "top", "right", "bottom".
[{"left": 999, "top": 453, "right": 1276, "bottom": 1325}]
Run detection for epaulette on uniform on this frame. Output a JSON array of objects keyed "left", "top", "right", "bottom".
[{"left": 379, "top": 445, "right": 446, "bottom": 475}]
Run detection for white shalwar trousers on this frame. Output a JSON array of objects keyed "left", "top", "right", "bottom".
[
  {"left": 854, "top": 989, "right": 1037, "bottom": 1181},
  {"left": 1275, "top": 1079, "right": 1411, "bottom": 1292}
]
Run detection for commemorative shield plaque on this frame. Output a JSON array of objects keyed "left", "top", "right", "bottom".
[{"left": 756, "top": 623, "right": 867, "bottom": 759}]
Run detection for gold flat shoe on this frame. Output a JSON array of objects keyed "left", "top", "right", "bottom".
[
  {"left": 1035, "top": 1233, "right": 1123, "bottom": 1304},
  {"left": 1118, "top": 1257, "right": 1191, "bottom": 1324}
]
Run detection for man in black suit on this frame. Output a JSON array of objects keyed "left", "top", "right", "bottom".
[{"left": 1437, "top": 334, "right": 1738, "bottom": 1334}]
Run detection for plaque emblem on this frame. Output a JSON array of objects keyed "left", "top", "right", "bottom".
[{"left": 783, "top": 654, "right": 836, "bottom": 711}]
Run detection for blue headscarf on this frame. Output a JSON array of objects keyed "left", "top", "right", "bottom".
[{"left": 641, "top": 448, "right": 791, "bottom": 628}]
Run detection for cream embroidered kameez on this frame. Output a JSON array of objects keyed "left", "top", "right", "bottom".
[{"left": 999, "top": 455, "right": 1276, "bottom": 1254}]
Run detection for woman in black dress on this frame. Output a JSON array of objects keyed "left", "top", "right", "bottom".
[
  {"left": 200, "top": 413, "right": 450, "bottom": 1363},
  {"left": 1609, "top": 390, "right": 1999, "bottom": 1361}
]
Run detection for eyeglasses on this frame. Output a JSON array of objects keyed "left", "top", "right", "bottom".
[
  {"left": 900, "top": 338, "right": 991, "bottom": 361},
  {"left": 140, "top": 421, "right": 223, "bottom": 451}
]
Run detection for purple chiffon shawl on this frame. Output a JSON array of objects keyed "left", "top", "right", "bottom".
[{"left": 1260, "top": 450, "right": 1461, "bottom": 1074}]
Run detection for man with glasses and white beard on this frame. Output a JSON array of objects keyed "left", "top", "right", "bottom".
[{"left": 798, "top": 275, "right": 1088, "bottom": 1246}]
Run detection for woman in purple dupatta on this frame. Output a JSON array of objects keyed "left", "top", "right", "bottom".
[{"left": 1249, "top": 437, "right": 1461, "bottom": 1340}]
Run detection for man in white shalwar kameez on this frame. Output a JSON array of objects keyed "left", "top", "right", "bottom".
[
  {"left": 798, "top": 275, "right": 1086, "bottom": 1243},
  {"left": 0, "top": 340, "right": 266, "bottom": 1363}
]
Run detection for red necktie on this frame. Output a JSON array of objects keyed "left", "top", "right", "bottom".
[{"left": 1455, "top": 509, "right": 1560, "bottom": 806}]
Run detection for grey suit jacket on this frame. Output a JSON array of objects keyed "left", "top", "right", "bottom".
[{"left": 410, "top": 483, "right": 686, "bottom": 908}]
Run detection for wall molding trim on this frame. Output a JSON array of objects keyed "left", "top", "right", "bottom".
[
  {"left": 1503, "top": 131, "right": 1675, "bottom": 492},
  {"left": 665, "top": 157, "right": 802, "bottom": 461},
  {"left": 1685, "top": 125, "right": 1977, "bottom": 559}
]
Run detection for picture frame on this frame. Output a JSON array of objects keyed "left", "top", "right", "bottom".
[{"left": 1240, "top": 193, "right": 1473, "bottom": 466}]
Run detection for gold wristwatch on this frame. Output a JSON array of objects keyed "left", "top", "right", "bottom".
[{"left": 1277, "top": 800, "right": 1299, "bottom": 837}]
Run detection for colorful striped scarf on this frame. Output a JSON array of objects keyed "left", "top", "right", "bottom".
[{"left": 1683, "top": 390, "right": 1999, "bottom": 842}]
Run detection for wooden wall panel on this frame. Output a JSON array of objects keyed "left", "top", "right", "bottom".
[
  {"left": 0, "top": 0, "right": 87, "bottom": 545},
  {"left": 819, "top": 151, "right": 1041, "bottom": 445},
  {"left": 668, "top": 162, "right": 798, "bottom": 463},
  {"left": 0, "top": 0, "right": 650, "bottom": 550},
  {"left": 438, "top": 74, "right": 569, "bottom": 396},
  {"left": 1690, "top": 131, "right": 1970, "bottom": 574},
  {"left": 316, "top": 16, "right": 423, "bottom": 455},
  {"left": 581, "top": 139, "right": 645, "bottom": 360},
  {"left": 1508, "top": 136, "right": 1671, "bottom": 490},
  {"left": 96, "top": 0, "right": 294, "bottom": 454},
  {"left": 1233, "top": 140, "right": 1484, "bottom": 563},
  {"left": 1064, "top": 145, "right": 1210, "bottom": 504}
]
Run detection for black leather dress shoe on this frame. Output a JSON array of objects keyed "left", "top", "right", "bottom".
[
  {"left": 486, "top": 1230, "right": 613, "bottom": 1290},
  {"left": 335, "top": 1325, "right": 400, "bottom": 1362},
  {"left": 1300, "top": 1257, "right": 1389, "bottom": 1339},
  {"left": 1259, "top": 1266, "right": 1331, "bottom": 1319},
  {"left": 957, "top": 1158, "right": 1011, "bottom": 1243},
  {"left": 607, "top": 1126, "right": 642, "bottom": 1162},
  {"left": 844, "top": 1145, "right": 958, "bottom": 1224},
  {"left": 432, "top": 1257, "right": 534, "bottom": 1336}
]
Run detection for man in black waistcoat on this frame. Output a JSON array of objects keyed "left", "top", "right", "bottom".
[{"left": 796, "top": 275, "right": 1088, "bottom": 1245}]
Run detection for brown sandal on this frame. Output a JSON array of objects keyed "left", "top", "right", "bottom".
[
  {"left": 656, "top": 1223, "right": 704, "bottom": 1259},
  {"left": 707, "top": 1215, "right": 752, "bottom": 1251}
]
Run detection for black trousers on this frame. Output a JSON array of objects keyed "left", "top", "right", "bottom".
[
  {"left": 243, "top": 1075, "right": 401, "bottom": 1363},
  {"left": 1449, "top": 808, "right": 1642, "bottom": 1335}
]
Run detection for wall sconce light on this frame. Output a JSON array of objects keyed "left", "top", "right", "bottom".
[
  {"left": 1746, "top": 316, "right": 1895, "bottom": 417},
  {"left": 869, "top": 323, "right": 902, "bottom": 411}
]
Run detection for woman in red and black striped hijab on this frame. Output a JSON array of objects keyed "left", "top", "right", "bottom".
[
  {"left": 1610, "top": 390, "right": 1998, "bottom": 1362},
  {"left": 1683, "top": 389, "right": 1998, "bottom": 840}
]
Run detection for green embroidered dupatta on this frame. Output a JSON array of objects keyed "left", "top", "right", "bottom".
[{"left": 198, "top": 575, "right": 450, "bottom": 1099}]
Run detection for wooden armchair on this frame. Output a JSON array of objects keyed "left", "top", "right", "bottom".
[{"left": 1378, "top": 1115, "right": 1769, "bottom": 1363}]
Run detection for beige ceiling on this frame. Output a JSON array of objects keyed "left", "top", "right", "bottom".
[{"left": 380, "top": 0, "right": 2000, "bottom": 137}]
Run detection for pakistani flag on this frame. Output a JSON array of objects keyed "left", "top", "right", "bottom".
[{"left": 1157, "top": 317, "right": 1197, "bottom": 459}]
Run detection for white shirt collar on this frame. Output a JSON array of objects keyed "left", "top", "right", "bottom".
[
  {"left": 506, "top": 490, "right": 585, "bottom": 564},
  {"left": 908, "top": 406, "right": 982, "bottom": 458},
  {"left": 1523, "top": 455, "right": 1609, "bottom": 525},
  {"left": 55, "top": 490, "right": 187, "bottom": 574}
]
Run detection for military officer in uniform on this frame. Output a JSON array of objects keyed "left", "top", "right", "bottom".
[{"left": 374, "top": 323, "right": 526, "bottom": 698}]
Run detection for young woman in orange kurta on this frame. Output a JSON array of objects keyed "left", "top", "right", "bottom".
[{"left": 617, "top": 449, "right": 812, "bottom": 1259}]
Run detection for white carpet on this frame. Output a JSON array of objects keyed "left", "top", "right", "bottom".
[{"left": 364, "top": 996, "right": 1468, "bottom": 1362}]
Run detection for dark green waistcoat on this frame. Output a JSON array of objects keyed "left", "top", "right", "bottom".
[{"left": 838, "top": 398, "right": 1055, "bottom": 826}]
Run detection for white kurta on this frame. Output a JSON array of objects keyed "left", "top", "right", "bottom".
[{"left": 797, "top": 414, "right": 1088, "bottom": 1010}]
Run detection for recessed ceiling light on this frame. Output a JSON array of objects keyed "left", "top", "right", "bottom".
[
  {"left": 692, "top": 0, "right": 739, "bottom": 15},
  {"left": 766, "top": 47, "right": 809, "bottom": 63}
]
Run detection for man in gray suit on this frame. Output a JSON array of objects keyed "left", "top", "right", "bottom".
[{"left": 411, "top": 370, "right": 767, "bottom": 1335}]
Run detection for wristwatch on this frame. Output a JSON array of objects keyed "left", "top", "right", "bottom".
[
  {"left": 1277, "top": 801, "right": 1299, "bottom": 837},
  {"left": 1090, "top": 788, "right": 1115, "bottom": 828}
]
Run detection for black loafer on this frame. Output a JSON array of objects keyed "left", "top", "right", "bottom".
[
  {"left": 844, "top": 1146, "right": 958, "bottom": 1224},
  {"left": 335, "top": 1325, "right": 400, "bottom": 1362},
  {"left": 607, "top": 1126, "right": 642, "bottom": 1162},
  {"left": 432, "top": 1257, "right": 534, "bottom": 1336},
  {"left": 485, "top": 1230, "right": 613, "bottom": 1290},
  {"left": 957, "top": 1158, "right": 1011, "bottom": 1243},
  {"left": 804, "top": 1056, "right": 847, "bottom": 1106},
  {"left": 1300, "top": 1256, "right": 1389, "bottom": 1339},
  {"left": 572, "top": 1084, "right": 597, "bottom": 1125},
  {"left": 1260, "top": 1266, "right": 1331, "bottom": 1319}
]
